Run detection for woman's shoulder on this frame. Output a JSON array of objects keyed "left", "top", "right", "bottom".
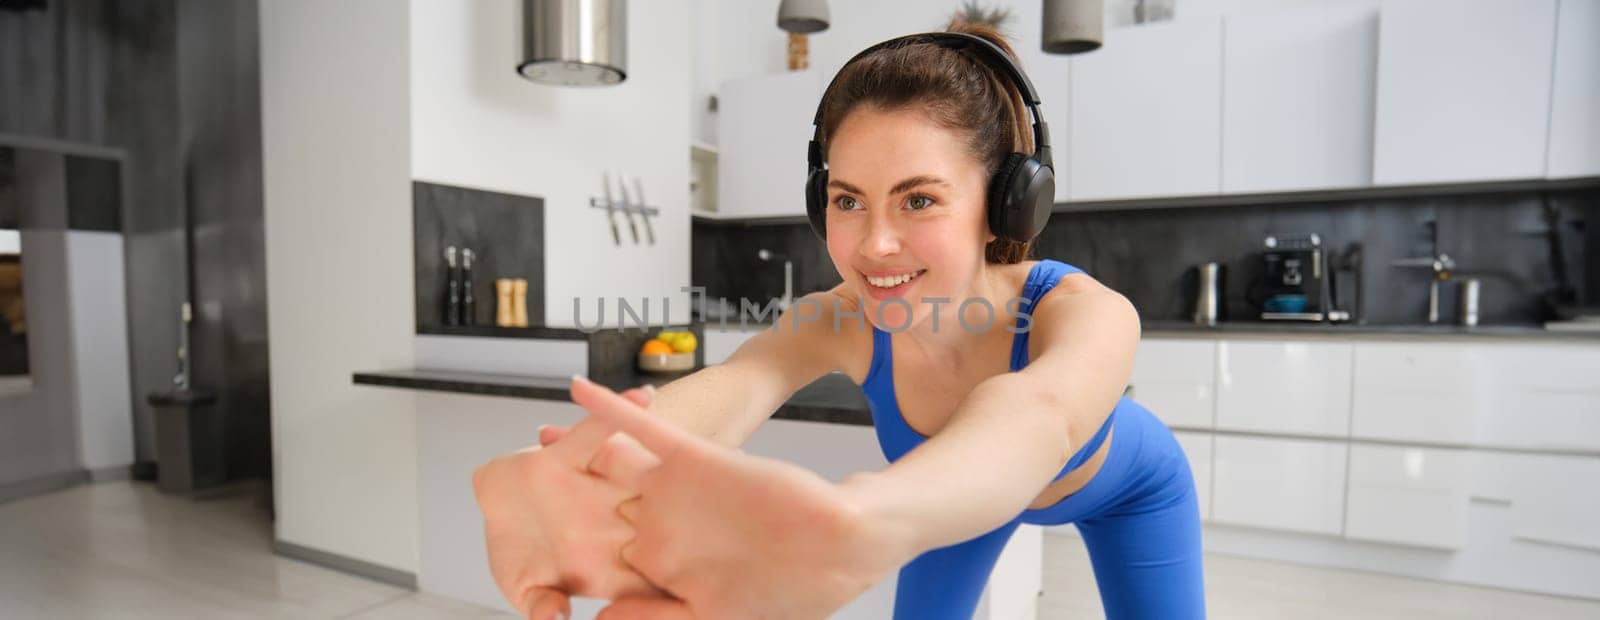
[{"left": 778, "top": 286, "right": 877, "bottom": 381}]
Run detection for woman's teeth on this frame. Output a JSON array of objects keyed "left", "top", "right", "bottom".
[{"left": 866, "top": 270, "right": 925, "bottom": 289}]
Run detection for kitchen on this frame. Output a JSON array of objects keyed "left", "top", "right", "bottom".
[{"left": 2, "top": 0, "right": 1598, "bottom": 618}]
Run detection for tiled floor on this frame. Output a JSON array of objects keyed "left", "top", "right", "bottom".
[
  {"left": 3, "top": 481, "right": 1598, "bottom": 619},
  {"left": 1039, "top": 532, "right": 1600, "bottom": 619}
]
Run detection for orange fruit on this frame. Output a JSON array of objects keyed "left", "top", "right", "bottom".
[{"left": 640, "top": 339, "right": 674, "bottom": 355}]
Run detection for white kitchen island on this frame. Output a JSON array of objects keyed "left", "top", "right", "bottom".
[{"left": 356, "top": 365, "right": 1045, "bottom": 620}]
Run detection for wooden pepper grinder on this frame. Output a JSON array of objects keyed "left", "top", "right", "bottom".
[
  {"left": 787, "top": 33, "right": 809, "bottom": 70},
  {"left": 495, "top": 278, "right": 515, "bottom": 327},
  {"left": 511, "top": 278, "right": 529, "bottom": 327}
]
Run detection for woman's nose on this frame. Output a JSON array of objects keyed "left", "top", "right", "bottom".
[{"left": 859, "top": 214, "right": 903, "bottom": 258}]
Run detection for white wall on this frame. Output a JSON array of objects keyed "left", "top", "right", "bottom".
[
  {"left": 261, "top": 0, "right": 419, "bottom": 574},
  {"left": 0, "top": 231, "right": 81, "bottom": 485},
  {"left": 64, "top": 232, "right": 133, "bottom": 472},
  {"left": 410, "top": 0, "right": 694, "bottom": 329},
  {"left": 693, "top": 0, "right": 1072, "bottom": 153}
]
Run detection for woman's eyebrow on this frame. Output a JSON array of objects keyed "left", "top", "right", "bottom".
[
  {"left": 827, "top": 175, "right": 950, "bottom": 195},
  {"left": 889, "top": 175, "right": 950, "bottom": 195}
]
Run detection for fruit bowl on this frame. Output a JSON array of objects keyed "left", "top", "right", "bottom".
[{"left": 638, "top": 351, "right": 695, "bottom": 374}]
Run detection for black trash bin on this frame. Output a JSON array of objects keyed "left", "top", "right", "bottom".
[{"left": 147, "top": 388, "right": 225, "bottom": 495}]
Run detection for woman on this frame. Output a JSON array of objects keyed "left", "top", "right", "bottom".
[{"left": 473, "top": 18, "right": 1205, "bottom": 620}]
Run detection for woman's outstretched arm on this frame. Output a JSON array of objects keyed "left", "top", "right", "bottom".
[
  {"left": 842, "top": 274, "right": 1140, "bottom": 556},
  {"left": 626, "top": 291, "right": 864, "bottom": 448}
]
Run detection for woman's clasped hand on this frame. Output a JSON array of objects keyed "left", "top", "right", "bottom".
[{"left": 472, "top": 376, "right": 911, "bottom": 620}]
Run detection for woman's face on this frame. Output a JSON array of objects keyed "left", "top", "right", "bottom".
[{"left": 823, "top": 105, "right": 994, "bottom": 332}]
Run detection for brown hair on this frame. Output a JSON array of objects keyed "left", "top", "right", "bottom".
[{"left": 817, "top": 17, "right": 1035, "bottom": 264}]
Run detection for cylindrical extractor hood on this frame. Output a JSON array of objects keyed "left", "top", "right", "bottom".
[
  {"left": 1041, "top": 0, "right": 1103, "bottom": 55},
  {"left": 518, "top": 0, "right": 627, "bottom": 86}
]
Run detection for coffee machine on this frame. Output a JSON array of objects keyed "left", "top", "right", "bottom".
[{"left": 1260, "top": 233, "right": 1334, "bottom": 321}]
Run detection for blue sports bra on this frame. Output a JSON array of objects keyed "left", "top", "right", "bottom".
[{"left": 859, "top": 259, "right": 1117, "bottom": 484}]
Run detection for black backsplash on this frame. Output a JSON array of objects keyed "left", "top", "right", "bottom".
[
  {"left": 693, "top": 186, "right": 1598, "bottom": 326},
  {"left": 414, "top": 181, "right": 545, "bottom": 329}
]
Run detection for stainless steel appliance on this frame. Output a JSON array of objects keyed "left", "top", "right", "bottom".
[{"left": 1193, "top": 262, "right": 1223, "bottom": 326}]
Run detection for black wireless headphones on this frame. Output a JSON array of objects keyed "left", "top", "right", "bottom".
[{"left": 805, "top": 32, "right": 1055, "bottom": 244}]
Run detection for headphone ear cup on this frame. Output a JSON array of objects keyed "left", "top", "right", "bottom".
[
  {"left": 805, "top": 169, "right": 829, "bottom": 240},
  {"left": 988, "top": 154, "right": 1055, "bottom": 243},
  {"left": 986, "top": 153, "right": 1028, "bottom": 240}
]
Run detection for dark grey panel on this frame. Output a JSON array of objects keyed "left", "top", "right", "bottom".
[
  {"left": 11, "top": 147, "right": 66, "bottom": 229},
  {"left": 0, "top": 147, "right": 15, "bottom": 227},
  {"left": 691, "top": 218, "right": 841, "bottom": 306},
  {"left": 178, "top": 0, "right": 270, "bottom": 482},
  {"left": 64, "top": 153, "right": 120, "bottom": 231},
  {"left": 413, "top": 181, "right": 546, "bottom": 330},
  {"left": 694, "top": 187, "right": 1599, "bottom": 327}
]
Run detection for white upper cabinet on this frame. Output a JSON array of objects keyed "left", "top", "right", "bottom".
[
  {"left": 1222, "top": 4, "right": 1379, "bottom": 193},
  {"left": 1128, "top": 338, "right": 1216, "bottom": 428},
  {"left": 1372, "top": 0, "right": 1560, "bottom": 185},
  {"left": 1546, "top": 0, "right": 1600, "bottom": 178},
  {"left": 1215, "top": 340, "right": 1354, "bottom": 437},
  {"left": 716, "top": 70, "right": 822, "bottom": 218},
  {"left": 1068, "top": 18, "right": 1224, "bottom": 201}
]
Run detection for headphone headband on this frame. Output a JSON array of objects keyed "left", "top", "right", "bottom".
[
  {"left": 805, "top": 31, "right": 1056, "bottom": 245},
  {"left": 808, "top": 32, "right": 1052, "bottom": 170}
]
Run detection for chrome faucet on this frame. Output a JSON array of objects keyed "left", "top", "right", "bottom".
[
  {"left": 757, "top": 249, "right": 793, "bottom": 313},
  {"left": 1390, "top": 221, "right": 1456, "bottom": 324}
]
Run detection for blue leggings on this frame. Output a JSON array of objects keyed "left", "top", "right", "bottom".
[{"left": 891, "top": 399, "right": 1206, "bottom": 619}]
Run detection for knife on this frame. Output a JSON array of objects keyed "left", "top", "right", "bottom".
[
  {"left": 633, "top": 177, "right": 656, "bottom": 245},
  {"left": 601, "top": 172, "right": 621, "bottom": 246},
  {"left": 617, "top": 170, "right": 640, "bottom": 244}
]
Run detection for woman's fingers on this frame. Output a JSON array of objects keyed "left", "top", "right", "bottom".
[
  {"left": 537, "top": 424, "right": 570, "bottom": 446},
  {"left": 571, "top": 376, "right": 695, "bottom": 460},
  {"left": 596, "top": 596, "right": 694, "bottom": 620},
  {"left": 616, "top": 497, "right": 641, "bottom": 524},
  {"left": 536, "top": 386, "right": 648, "bottom": 447},
  {"left": 519, "top": 585, "right": 572, "bottom": 620},
  {"left": 621, "top": 385, "right": 654, "bottom": 408},
  {"left": 541, "top": 415, "right": 615, "bottom": 462},
  {"left": 588, "top": 432, "right": 662, "bottom": 492}
]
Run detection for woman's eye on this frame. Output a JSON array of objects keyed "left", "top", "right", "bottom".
[
  {"left": 906, "top": 195, "right": 934, "bottom": 210},
  {"left": 834, "top": 195, "right": 860, "bottom": 211}
]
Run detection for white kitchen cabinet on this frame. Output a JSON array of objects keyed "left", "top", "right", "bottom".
[
  {"left": 1350, "top": 342, "right": 1486, "bottom": 445},
  {"left": 1128, "top": 338, "right": 1216, "bottom": 428},
  {"left": 1067, "top": 18, "right": 1222, "bottom": 201},
  {"left": 1221, "top": 3, "right": 1379, "bottom": 193},
  {"left": 701, "top": 327, "right": 759, "bottom": 365},
  {"left": 1215, "top": 340, "right": 1353, "bottom": 437},
  {"left": 1372, "top": 0, "right": 1560, "bottom": 185},
  {"left": 716, "top": 69, "right": 822, "bottom": 218},
  {"left": 1546, "top": 0, "right": 1600, "bottom": 178},
  {"left": 1344, "top": 444, "right": 1470, "bottom": 550},
  {"left": 1213, "top": 435, "right": 1347, "bottom": 535},
  {"left": 1173, "top": 431, "right": 1213, "bottom": 521},
  {"left": 1351, "top": 342, "right": 1600, "bottom": 451}
]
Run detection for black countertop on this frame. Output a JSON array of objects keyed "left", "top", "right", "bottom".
[{"left": 353, "top": 368, "right": 873, "bottom": 426}]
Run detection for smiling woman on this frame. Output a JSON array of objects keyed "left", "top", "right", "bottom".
[{"left": 472, "top": 11, "right": 1205, "bottom": 620}]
